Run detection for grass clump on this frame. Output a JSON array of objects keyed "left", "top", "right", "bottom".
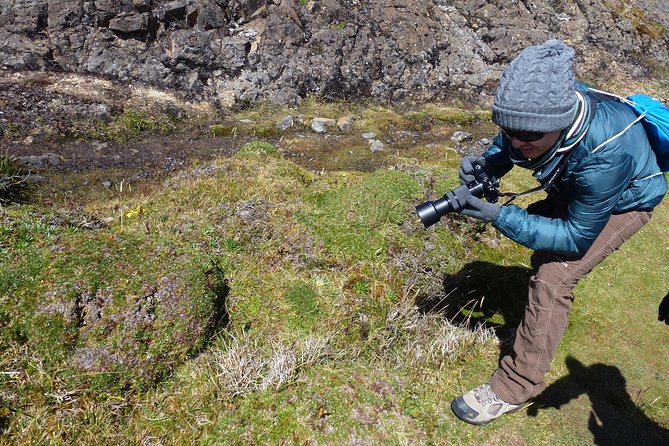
[
  {"left": 236, "top": 140, "right": 281, "bottom": 158},
  {"left": 0, "top": 206, "right": 229, "bottom": 403},
  {"left": 420, "top": 104, "right": 476, "bottom": 125},
  {"left": 0, "top": 154, "right": 29, "bottom": 204},
  {"left": 74, "top": 107, "right": 177, "bottom": 142}
]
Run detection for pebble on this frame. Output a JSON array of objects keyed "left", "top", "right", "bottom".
[
  {"left": 451, "top": 131, "right": 472, "bottom": 143},
  {"left": 369, "top": 139, "right": 386, "bottom": 153},
  {"left": 277, "top": 115, "right": 294, "bottom": 130}
]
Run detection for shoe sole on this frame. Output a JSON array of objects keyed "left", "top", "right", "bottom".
[{"left": 451, "top": 397, "right": 524, "bottom": 426}]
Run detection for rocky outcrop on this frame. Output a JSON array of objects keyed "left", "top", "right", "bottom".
[{"left": 0, "top": 0, "right": 667, "bottom": 106}]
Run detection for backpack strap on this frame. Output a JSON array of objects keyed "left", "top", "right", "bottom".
[
  {"left": 584, "top": 87, "right": 636, "bottom": 107},
  {"left": 592, "top": 112, "right": 646, "bottom": 153}
]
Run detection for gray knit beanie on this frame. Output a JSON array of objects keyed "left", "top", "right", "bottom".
[{"left": 492, "top": 39, "right": 578, "bottom": 132}]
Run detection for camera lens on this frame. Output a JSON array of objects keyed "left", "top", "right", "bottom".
[{"left": 415, "top": 185, "right": 472, "bottom": 227}]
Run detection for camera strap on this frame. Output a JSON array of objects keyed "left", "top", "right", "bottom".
[{"left": 497, "top": 149, "right": 575, "bottom": 204}]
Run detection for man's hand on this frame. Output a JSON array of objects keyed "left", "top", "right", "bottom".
[
  {"left": 459, "top": 156, "right": 487, "bottom": 185},
  {"left": 659, "top": 292, "right": 669, "bottom": 325},
  {"left": 460, "top": 195, "right": 501, "bottom": 223}
]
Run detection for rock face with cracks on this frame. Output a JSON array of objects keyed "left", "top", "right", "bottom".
[{"left": 1, "top": 0, "right": 667, "bottom": 107}]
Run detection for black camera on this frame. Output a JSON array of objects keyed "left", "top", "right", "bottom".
[{"left": 415, "top": 161, "right": 500, "bottom": 228}]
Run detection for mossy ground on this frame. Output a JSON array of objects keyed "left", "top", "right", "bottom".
[{"left": 1, "top": 101, "right": 669, "bottom": 445}]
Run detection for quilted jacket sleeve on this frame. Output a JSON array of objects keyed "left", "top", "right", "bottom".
[{"left": 492, "top": 152, "right": 635, "bottom": 255}]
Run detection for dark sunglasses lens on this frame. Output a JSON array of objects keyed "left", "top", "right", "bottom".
[{"left": 502, "top": 129, "right": 544, "bottom": 142}]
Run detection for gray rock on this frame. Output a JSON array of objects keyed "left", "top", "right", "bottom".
[
  {"left": 27, "top": 174, "right": 46, "bottom": 184},
  {"left": 277, "top": 115, "right": 294, "bottom": 130},
  {"left": 102, "top": 180, "right": 113, "bottom": 189},
  {"left": 361, "top": 132, "right": 377, "bottom": 140},
  {"left": 337, "top": 116, "right": 354, "bottom": 132},
  {"left": 109, "top": 13, "right": 149, "bottom": 35},
  {"left": 45, "top": 153, "right": 63, "bottom": 167},
  {"left": 310, "top": 120, "right": 326, "bottom": 134},
  {"left": 310, "top": 118, "right": 336, "bottom": 134},
  {"left": 216, "top": 37, "right": 250, "bottom": 75},
  {"left": 369, "top": 139, "right": 386, "bottom": 153},
  {"left": 156, "top": 1, "right": 186, "bottom": 25},
  {"left": 0, "top": 0, "right": 667, "bottom": 108},
  {"left": 451, "top": 131, "right": 473, "bottom": 143},
  {"left": 16, "top": 153, "right": 64, "bottom": 168}
]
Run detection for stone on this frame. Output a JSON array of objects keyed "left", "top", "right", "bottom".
[
  {"left": 369, "top": 139, "right": 386, "bottom": 153},
  {"left": 216, "top": 37, "right": 250, "bottom": 74},
  {"left": 361, "top": 132, "right": 376, "bottom": 140},
  {"left": 310, "top": 118, "right": 336, "bottom": 133},
  {"left": 277, "top": 115, "right": 294, "bottom": 130},
  {"left": 451, "top": 131, "right": 472, "bottom": 143},
  {"left": 0, "top": 0, "right": 667, "bottom": 109},
  {"left": 156, "top": 1, "right": 187, "bottom": 26},
  {"left": 108, "top": 12, "right": 151, "bottom": 39},
  {"left": 337, "top": 116, "right": 354, "bottom": 132},
  {"left": 310, "top": 120, "right": 326, "bottom": 134}
]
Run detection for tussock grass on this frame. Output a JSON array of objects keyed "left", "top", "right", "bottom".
[
  {"left": 0, "top": 154, "right": 29, "bottom": 204},
  {"left": 211, "top": 333, "right": 332, "bottom": 398},
  {"left": 73, "top": 107, "right": 178, "bottom": 142}
]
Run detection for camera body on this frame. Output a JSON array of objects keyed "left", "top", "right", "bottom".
[{"left": 415, "top": 161, "right": 500, "bottom": 228}]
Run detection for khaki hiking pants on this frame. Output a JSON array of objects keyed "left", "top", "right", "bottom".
[{"left": 488, "top": 209, "right": 653, "bottom": 405}]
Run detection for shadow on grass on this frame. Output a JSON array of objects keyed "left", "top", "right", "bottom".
[
  {"left": 528, "top": 356, "right": 669, "bottom": 445},
  {"left": 417, "top": 260, "right": 532, "bottom": 347}
]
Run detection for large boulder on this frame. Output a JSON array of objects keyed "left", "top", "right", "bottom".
[{"left": 0, "top": 0, "right": 668, "bottom": 106}]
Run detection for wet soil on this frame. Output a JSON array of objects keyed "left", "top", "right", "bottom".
[{"left": 0, "top": 71, "right": 498, "bottom": 204}]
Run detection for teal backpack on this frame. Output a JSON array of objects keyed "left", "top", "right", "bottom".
[{"left": 587, "top": 87, "right": 669, "bottom": 172}]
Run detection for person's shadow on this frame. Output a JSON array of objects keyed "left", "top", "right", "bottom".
[
  {"left": 416, "top": 260, "right": 532, "bottom": 351},
  {"left": 528, "top": 356, "right": 669, "bottom": 445}
]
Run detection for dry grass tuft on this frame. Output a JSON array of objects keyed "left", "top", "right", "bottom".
[
  {"left": 377, "top": 293, "right": 496, "bottom": 367},
  {"left": 211, "top": 334, "right": 332, "bottom": 398}
]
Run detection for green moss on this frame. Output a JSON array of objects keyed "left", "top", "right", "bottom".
[
  {"left": 236, "top": 141, "right": 281, "bottom": 159},
  {"left": 209, "top": 124, "right": 236, "bottom": 137},
  {"left": 609, "top": 4, "right": 665, "bottom": 39},
  {"left": 73, "top": 107, "right": 177, "bottom": 142},
  {"left": 300, "top": 169, "right": 422, "bottom": 261},
  {"left": 0, "top": 217, "right": 227, "bottom": 395},
  {"left": 329, "top": 21, "right": 348, "bottom": 30},
  {"left": 421, "top": 104, "right": 475, "bottom": 125},
  {"left": 285, "top": 282, "right": 320, "bottom": 332}
]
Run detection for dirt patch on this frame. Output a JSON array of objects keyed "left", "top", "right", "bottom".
[{"left": 0, "top": 71, "right": 498, "bottom": 202}]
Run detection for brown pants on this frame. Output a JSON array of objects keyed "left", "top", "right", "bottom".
[{"left": 488, "top": 209, "right": 652, "bottom": 404}]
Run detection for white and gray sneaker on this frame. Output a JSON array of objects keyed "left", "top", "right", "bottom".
[{"left": 451, "top": 383, "right": 523, "bottom": 425}]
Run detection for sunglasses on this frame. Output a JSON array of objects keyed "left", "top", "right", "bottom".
[{"left": 501, "top": 128, "right": 545, "bottom": 142}]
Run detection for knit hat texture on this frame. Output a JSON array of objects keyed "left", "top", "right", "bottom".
[{"left": 492, "top": 39, "right": 578, "bottom": 132}]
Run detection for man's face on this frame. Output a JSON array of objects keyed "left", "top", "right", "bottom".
[{"left": 508, "top": 130, "right": 562, "bottom": 160}]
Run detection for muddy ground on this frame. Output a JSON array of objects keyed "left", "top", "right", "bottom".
[{"left": 1, "top": 71, "right": 494, "bottom": 202}]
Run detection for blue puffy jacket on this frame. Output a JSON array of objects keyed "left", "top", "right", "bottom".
[{"left": 482, "top": 94, "right": 667, "bottom": 256}]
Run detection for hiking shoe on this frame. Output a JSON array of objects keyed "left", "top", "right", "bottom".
[{"left": 451, "top": 383, "right": 523, "bottom": 425}]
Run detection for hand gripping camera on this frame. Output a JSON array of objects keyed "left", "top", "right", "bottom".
[{"left": 415, "top": 161, "right": 500, "bottom": 228}]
